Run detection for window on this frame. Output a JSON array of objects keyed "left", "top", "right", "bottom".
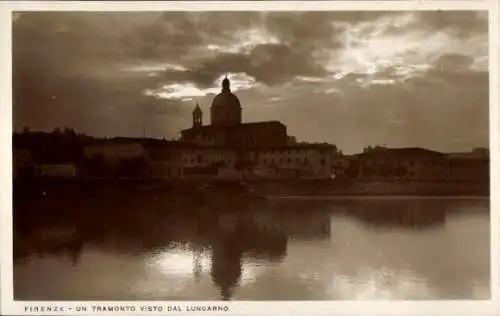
[
  {"left": 288, "top": 158, "right": 291, "bottom": 163},
  {"left": 320, "top": 157, "right": 326, "bottom": 166}
]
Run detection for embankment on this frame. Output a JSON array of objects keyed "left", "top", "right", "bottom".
[
  {"left": 247, "top": 179, "right": 490, "bottom": 197},
  {"left": 13, "top": 177, "right": 490, "bottom": 200}
]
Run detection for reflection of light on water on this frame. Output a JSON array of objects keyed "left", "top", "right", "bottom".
[
  {"left": 131, "top": 246, "right": 215, "bottom": 299},
  {"left": 145, "top": 247, "right": 212, "bottom": 277},
  {"left": 239, "top": 259, "right": 277, "bottom": 286},
  {"left": 324, "top": 267, "right": 435, "bottom": 300},
  {"left": 137, "top": 245, "right": 276, "bottom": 297}
]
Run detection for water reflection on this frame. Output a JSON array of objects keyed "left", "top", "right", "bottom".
[
  {"left": 344, "top": 199, "right": 447, "bottom": 229},
  {"left": 13, "top": 195, "right": 490, "bottom": 300}
]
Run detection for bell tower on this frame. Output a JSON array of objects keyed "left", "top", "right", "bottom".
[{"left": 193, "top": 102, "right": 203, "bottom": 128}]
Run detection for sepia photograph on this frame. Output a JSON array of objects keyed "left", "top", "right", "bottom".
[{"left": 1, "top": 1, "right": 499, "bottom": 315}]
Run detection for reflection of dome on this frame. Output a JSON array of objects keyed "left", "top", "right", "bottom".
[{"left": 211, "top": 246, "right": 242, "bottom": 300}]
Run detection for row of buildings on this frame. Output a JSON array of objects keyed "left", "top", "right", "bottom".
[
  {"left": 14, "top": 139, "right": 347, "bottom": 180},
  {"left": 13, "top": 76, "right": 489, "bottom": 181},
  {"left": 13, "top": 138, "right": 489, "bottom": 182}
]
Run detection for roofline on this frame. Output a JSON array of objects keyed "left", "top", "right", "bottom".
[
  {"left": 181, "top": 121, "right": 286, "bottom": 132},
  {"left": 353, "top": 147, "right": 444, "bottom": 156}
]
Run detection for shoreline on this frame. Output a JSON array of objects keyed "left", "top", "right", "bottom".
[
  {"left": 13, "top": 178, "right": 490, "bottom": 198},
  {"left": 265, "top": 195, "right": 488, "bottom": 200}
]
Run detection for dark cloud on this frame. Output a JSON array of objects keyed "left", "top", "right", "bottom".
[
  {"left": 417, "top": 11, "right": 488, "bottom": 38},
  {"left": 158, "top": 69, "right": 219, "bottom": 89},
  {"left": 148, "top": 11, "right": 399, "bottom": 87},
  {"left": 155, "top": 42, "right": 329, "bottom": 88},
  {"left": 433, "top": 53, "right": 475, "bottom": 71},
  {"left": 209, "top": 43, "right": 327, "bottom": 85},
  {"left": 417, "top": 53, "right": 488, "bottom": 89},
  {"left": 264, "top": 12, "right": 342, "bottom": 46},
  {"left": 122, "top": 12, "right": 263, "bottom": 61}
]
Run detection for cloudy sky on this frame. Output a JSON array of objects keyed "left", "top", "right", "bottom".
[{"left": 12, "top": 10, "right": 489, "bottom": 154}]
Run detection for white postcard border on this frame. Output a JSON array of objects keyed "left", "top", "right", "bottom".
[{"left": 1, "top": 1, "right": 499, "bottom": 315}]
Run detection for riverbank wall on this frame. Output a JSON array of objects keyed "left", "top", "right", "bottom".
[
  {"left": 247, "top": 179, "right": 490, "bottom": 197},
  {"left": 13, "top": 178, "right": 490, "bottom": 199}
]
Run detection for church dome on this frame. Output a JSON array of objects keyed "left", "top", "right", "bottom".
[
  {"left": 212, "top": 92, "right": 241, "bottom": 109},
  {"left": 211, "top": 76, "right": 241, "bottom": 109}
]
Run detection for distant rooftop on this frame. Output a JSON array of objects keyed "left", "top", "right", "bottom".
[
  {"left": 82, "top": 137, "right": 340, "bottom": 152},
  {"left": 354, "top": 147, "right": 444, "bottom": 157},
  {"left": 181, "top": 121, "right": 286, "bottom": 133}
]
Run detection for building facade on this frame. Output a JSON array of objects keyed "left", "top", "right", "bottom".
[
  {"left": 351, "top": 147, "right": 446, "bottom": 180},
  {"left": 241, "top": 144, "right": 342, "bottom": 179},
  {"left": 349, "top": 147, "right": 489, "bottom": 180},
  {"left": 442, "top": 151, "right": 489, "bottom": 180}
]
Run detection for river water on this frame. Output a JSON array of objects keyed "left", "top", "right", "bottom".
[{"left": 14, "top": 196, "right": 490, "bottom": 300}]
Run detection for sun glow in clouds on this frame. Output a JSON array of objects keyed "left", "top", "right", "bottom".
[
  {"left": 146, "top": 72, "right": 257, "bottom": 99},
  {"left": 123, "top": 63, "right": 188, "bottom": 73},
  {"left": 207, "top": 28, "right": 281, "bottom": 54},
  {"left": 145, "top": 83, "right": 219, "bottom": 99},
  {"left": 296, "top": 76, "right": 327, "bottom": 83},
  {"left": 329, "top": 12, "right": 486, "bottom": 87}
]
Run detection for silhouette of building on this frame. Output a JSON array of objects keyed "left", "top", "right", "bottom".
[
  {"left": 177, "top": 75, "right": 343, "bottom": 179},
  {"left": 193, "top": 102, "right": 203, "bottom": 128},
  {"left": 211, "top": 76, "right": 242, "bottom": 127},
  {"left": 181, "top": 76, "right": 287, "bottom": 148},
  {"left": 443, "top": 150, "right": 489, "bottom": 179},
  {"left": 13, "top": 149, "right": 33, "bottom": 179},
  {"left": 352, "top": 147, "right": 445, "bottom": 179},
  {"left": 349, "top": 147, "right": 489, "bottom": 180}
]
